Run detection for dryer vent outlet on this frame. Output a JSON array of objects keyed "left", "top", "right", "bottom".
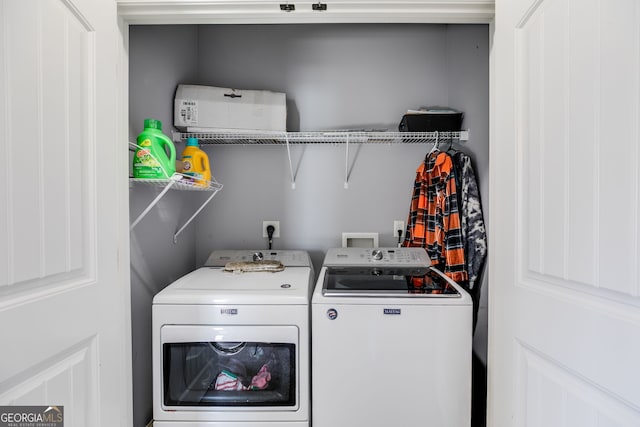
[{"left": 263, "top": 221, "right": 280, "bottom": 238}]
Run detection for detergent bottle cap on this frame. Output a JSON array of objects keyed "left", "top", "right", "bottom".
[
  {"left": 144, "top": 118, "right": 162, "bottom": 131},
  {"left": 186, "top": 137, "right": 200, "bottom": 147}
]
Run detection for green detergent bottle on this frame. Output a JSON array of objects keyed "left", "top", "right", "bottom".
[{"left": 133, "top": 118, "right": 176, "bottom": 179}]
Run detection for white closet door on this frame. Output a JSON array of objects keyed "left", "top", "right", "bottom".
[
  {"left": 0, "top": 0, "right": 131, "bottom": 426},
  {"left": 490, "top": 0, "right": 640, "bottom": 426}
]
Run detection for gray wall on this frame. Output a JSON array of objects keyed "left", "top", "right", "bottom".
[
  {"left": 196, "top": 24, "right": 451, "bottom": 131},
  {"left": 129, "top": 23, "right": 489, "bottom": 427},
  {"left": 128, "top": 25, "right": 200, "bottom": 427},
  {"left": 446, "top": 25, "right": 490, "bottom": 361}
]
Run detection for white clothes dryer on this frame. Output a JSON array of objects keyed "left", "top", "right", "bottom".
[
  {"left": 153, "top": 250, "right": 313, "bottom": 427},
  {"left": 311, "top": 247, "right": 472, "bottom": 427}
]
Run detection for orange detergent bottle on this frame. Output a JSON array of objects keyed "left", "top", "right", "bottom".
[{"left": 179, "top": 137, "right": 211, "bottom": 187}]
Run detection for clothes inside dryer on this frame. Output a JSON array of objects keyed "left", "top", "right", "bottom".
[
  {"left": 323, "top": 266, "right": 460, "bottom": 297},
  {"left": 163, "top": 341, "right": 295, "bottom": 406}
]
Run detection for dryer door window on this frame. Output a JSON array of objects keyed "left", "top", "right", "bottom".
[{"left": 163, "top": 340, "right": 296, "bottom": 407}]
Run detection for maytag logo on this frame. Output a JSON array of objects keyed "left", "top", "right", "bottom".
[
  {"left": 383, "top": 308, "right": 401, "bottom": 315},
  {"left": 221, "top": 308, "right": 238, "bottom": 315}
]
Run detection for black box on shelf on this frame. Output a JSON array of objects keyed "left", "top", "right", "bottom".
[{"left": 398, "top": 108, "right": 463, "bottom": 132}]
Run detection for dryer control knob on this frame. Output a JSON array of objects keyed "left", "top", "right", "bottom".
[
  {"left": 253, "top": 252, "right": 264, "bottom": 261},
  {"left": 372, "top": 249, "right": 384, "bottom": 261}
]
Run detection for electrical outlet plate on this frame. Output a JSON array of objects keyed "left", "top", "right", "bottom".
[
  {"left": 262, "top": 221, "right": 280, "bottom": 238},
  {"left": 393, "top": 220, "right": 405, "bottom": 236}
]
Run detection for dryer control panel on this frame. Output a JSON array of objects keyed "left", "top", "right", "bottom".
[
  {"left": 323, "top": 247, "right": 431, "bottom": 267},
  {"left": 204, "top": 250, "right": 312, "bottom": 267}
]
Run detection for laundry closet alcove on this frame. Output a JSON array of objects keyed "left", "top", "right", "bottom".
[{"left": 125, "top": 13, "right": 490, "bottom": 427}]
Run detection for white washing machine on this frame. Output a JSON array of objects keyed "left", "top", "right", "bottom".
[
  {"left": 311, "top": 247, "right": 472, "bottom": 427},
  {"left": 152, "top": 250, "right": 314, "bottom": 427}
]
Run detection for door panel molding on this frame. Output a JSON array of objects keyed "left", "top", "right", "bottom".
[
  {"left": 490, "top": 0, "right": 640, "bottom": 424},
  {"left": 515, "top": 0, "right": 640, "bottom": 297},
  {"left": 516, "top": 276, "right": 640, "bottom": 321},
  {"left": 518, "top": 342, "right": 640, "bottom": 425},
  {"left": 0, "top": 337, "right": 97, "bottom": 409},
  {"left": 1, "top": 0, "right": 97, "bottom": 302}
]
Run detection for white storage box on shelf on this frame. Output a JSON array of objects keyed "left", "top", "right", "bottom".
[{"left": 174, "top": 84, "right": 287, "bottom": 132}]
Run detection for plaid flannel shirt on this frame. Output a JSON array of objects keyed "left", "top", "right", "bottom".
[{"left": 403, "top": 152, "right": 468, "bottom": 283}]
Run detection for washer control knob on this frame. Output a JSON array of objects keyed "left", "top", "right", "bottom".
[
  {"left": 371, "top": 249, "right": 384, "bottom": 261},
  {"left": 253, "top": 252, "right": 264, "bottom": 261}
]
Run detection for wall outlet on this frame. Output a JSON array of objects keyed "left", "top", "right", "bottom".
[
  {"left": 262, "top": 221, "right": 280, "bottom": 238},
  {"left": 393, "top": 220, "right": 405, "bottom": 238}
]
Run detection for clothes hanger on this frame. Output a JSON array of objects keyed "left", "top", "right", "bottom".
[
  {"left": 445, "top": 137, "right": 457, "bottom": 155},
  {"left": 426, "top": 131, "right": 440, "bottom": 158}
]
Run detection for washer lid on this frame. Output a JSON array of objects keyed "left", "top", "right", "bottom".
[{"left": 322, "top": 266, "right": 460, "bottom": 298}]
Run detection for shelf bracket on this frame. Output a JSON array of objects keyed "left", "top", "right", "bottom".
[
  {"left": 285, "top": 133, "right": 296, "bottom": 189},
  {"left": 344, "top": 133, "right": 350, "bottom": 189},
  {"left": 130, "top": 174, "right": 223, "bottom": 243},
  {"left": 173, "top": 189, "right": 220, "bottom": 243},
  {"left": 130, "top": 176, "right": 179, "bottom": 230}
]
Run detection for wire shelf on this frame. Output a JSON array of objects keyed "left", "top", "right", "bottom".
[
  {"left": 129, "top": 140, "right": 223, "bottom": 241},
  {"left": 169, "top": 130, "right": 468, "bottom": 189},
  {"left": 171, "top": 130, "right": 469, "bottom": 145},
  {"left": 130, "top": 173, "right": 223, "bottom": 192}
]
